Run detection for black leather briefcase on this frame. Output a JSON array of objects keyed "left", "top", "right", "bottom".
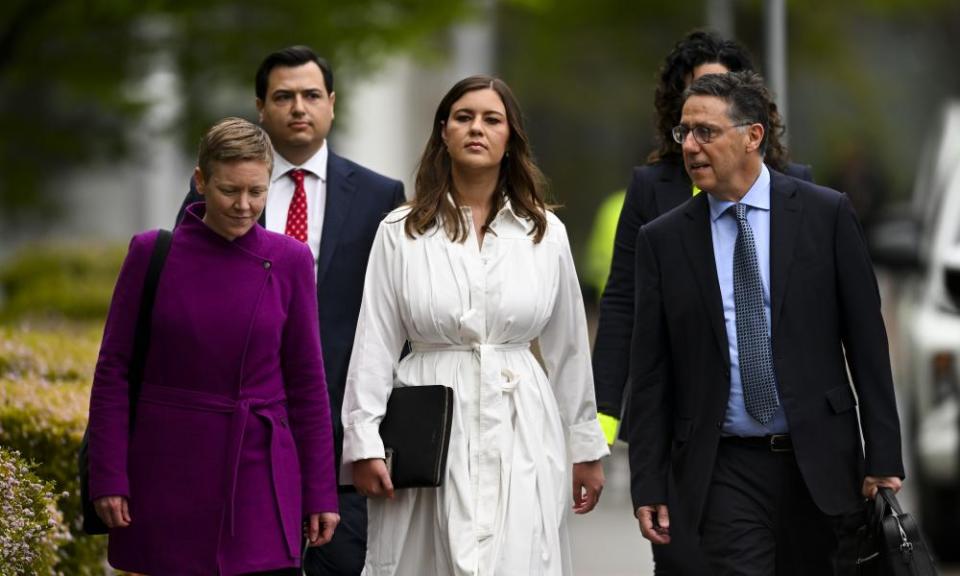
[
  {"left": 856, "top": 487, "right": 938, "bottom": 576},
  {"left": 379, "top": 385, "right": 454, "bottom": 488}
]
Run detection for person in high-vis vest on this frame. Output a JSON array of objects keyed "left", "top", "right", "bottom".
[
  {"left": 591, "top": 30, "right": 812, "bottom": 575},
  {"left": 584, "top": 189, "right": 626, "bottom": 305}
]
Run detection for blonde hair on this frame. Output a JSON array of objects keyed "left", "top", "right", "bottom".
[{"left": 198, "top": 117, "right": 274, "bottom": 176}]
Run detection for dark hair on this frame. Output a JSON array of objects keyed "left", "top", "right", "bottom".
[
  {"left": 405, "top": 75, "right": 549, "bottom": 244},
  {"left": 649, "top": 30, "right": 789, "bottom": 170},
  {"left": 255, "top": 45, "right": 333, "bottom": 100},
  {"left": 683, "top": 71, "right": 772, "bottom": 155}
]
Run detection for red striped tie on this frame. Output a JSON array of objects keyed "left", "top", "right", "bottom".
[{"left": 285, "top": 169, "right": 308, "bottom": 242}]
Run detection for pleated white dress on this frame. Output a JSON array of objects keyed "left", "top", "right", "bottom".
[{"left": 341, "top": 201, "right": 609, "bottom": 576}]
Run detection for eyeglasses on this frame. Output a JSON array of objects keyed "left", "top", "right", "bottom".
[{"left": 671, "top": 122, "right": 752, "bottom": 145}]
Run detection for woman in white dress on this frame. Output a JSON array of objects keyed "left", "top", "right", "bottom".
[{"left": 341, "top": 75, "right": 609, "bottom": 576}]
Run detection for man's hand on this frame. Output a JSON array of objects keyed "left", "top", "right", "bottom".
[
  {"left": 305, "top": 512, "right": 340, "bottom": 546},
  {"left": 572, "top": 460, "right": 605, "bottom": 514},
  {"left": 93, "top": 495, "right": 131, "bottom": 528},
  {"left": 636, "top": 503, "right": 671, "bottom": 545},
  {"left": 352, "top": 458, "right": 395, "bottom": 499},
  {"left": 862, "top": 475, "right": 902, "bottom": 499}
]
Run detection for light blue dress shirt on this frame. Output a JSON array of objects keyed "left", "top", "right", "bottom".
[{"left": 706, "top": 164, "right": 789, "bottom": 436}]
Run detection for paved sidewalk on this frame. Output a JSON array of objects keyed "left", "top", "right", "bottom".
[{"left": 570, "top": 442, "right": 653, "bottom": 575}]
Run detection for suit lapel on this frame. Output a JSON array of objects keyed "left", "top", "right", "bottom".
[
  {"left": 769, "top": 170, "right": 802, "bottom": 334},
  {"left": 680, "top": 194, "right": 730, "bottom": 366},
  {"left": 317, "top": 153, "right": 355, "bottom": 287}
]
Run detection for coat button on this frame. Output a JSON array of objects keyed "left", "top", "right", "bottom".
[
  {"left": 716, "top": 421, "right": 723, "bottom": 429},
  {"left": 263, "top": 261, "right": 271, "bottom": 269}
]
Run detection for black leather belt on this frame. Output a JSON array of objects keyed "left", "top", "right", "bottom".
[{"left": 721, "top": 433, "right": 793, "bottom": 452}]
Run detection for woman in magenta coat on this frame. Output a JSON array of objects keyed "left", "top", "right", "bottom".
[{"left": 86, "top": 118, "right": 339, "bottom": 575}]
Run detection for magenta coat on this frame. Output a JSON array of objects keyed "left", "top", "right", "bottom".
[{"left": 87, "top": 204, "right": 338, "bottom": 575}]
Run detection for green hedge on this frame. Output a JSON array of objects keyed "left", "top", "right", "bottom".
[
  {"left": 0, "top": 446, "right": 67, "bottom": 575},
  {"left": 0, "top": 324, "right": 101, "bottom": 383},
  {"left": 0, "top": 324, "right": 108, "bottom": 574},
  {"left": 0, "top": 242, "right": 125, "bottom": 322}
]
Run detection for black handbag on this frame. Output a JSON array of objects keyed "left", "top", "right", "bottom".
[
  {"left": 856, "top": 487, "right": 939, "bottom": 576},
  {"left": 379, "top": 385, "right": 454, "bottom": 488},
  {"left": 78, "top": 229, "right": 172, "bottom": 535}
]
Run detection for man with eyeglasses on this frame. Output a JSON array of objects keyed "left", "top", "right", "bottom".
[
  {"left": 626, "top": 71, "right": 904, "bottom": 575},
  {"left": 592, "top": 31, "right": 814, "bottom": 575}
]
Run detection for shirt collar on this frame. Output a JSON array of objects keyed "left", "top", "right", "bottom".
[
  {"left": 448, "top": 193, "right": 536, "bottom": 234},
  {"left": 271, "top": 141, "right": 328, "bottom": 184},
  {"left": 493, "top": 196, "right": 536, "bottom": 234},
  {"left": 707, "top": 163, "right": 771, "bottom": 222}
]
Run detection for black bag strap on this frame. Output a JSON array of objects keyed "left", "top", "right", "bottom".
[
  {"left": 128, "top": 229, "right": 173, "bottom": 430},
  {"left": 878, "top": 486, "right": 904, "bottom": 516},
  {"left": 872, "top": 487, "right": 888, "bottom": 531}
]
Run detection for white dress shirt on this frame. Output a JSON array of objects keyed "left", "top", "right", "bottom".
[{"left": 266, "top": 143, "right": 328, "bottom": 274}]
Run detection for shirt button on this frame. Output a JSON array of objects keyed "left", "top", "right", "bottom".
[{"left": 263, "top": 261, "right": 271, "bottom": 269}]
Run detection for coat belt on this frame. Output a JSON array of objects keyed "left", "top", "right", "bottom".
[
  {"left": 409, "top": 341, "right": 531, "bottom": 354},
  {"left": 138, "top": 385, "right": 295, "bottom": 558},
  {"left": 408, "top": 341, "right": 531, "bottom": 537}
]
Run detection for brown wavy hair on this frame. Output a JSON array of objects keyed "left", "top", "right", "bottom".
[
  {"left": 648, "top": 30, "right": 789, "bottom": 172},
  {"left": 404, "top": 75, "right": 549, "bottom": 244}
]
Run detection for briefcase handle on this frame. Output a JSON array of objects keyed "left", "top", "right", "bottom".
[
  {"left": 871, "top": 486, "right": 901, "bottom": 530},
  {"left": 873, "top": 487, "right": 915, "bottom": 558}
]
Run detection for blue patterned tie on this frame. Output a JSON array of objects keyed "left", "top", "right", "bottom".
[{"left": 733, "top": 203, "right": 780, "bottom": 424}]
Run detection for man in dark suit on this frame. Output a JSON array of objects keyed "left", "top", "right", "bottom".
[
  {"left": 627, "top": 71, "right": 903, "bottom": 575},
  {"left": 593, "top": 30, "right": 812, "bottom": 575},
  {"left": 594, "top": 31, "right": 812, "bottom": 446},
  {"left": 178, "top": 46, "right": 405, "bottom": 576}
]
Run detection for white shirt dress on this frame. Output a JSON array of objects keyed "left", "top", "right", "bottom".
[{"left": 341, "top": 201, "right": 609, "bottom": 576}]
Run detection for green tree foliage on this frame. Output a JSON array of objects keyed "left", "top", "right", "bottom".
[{"left": 0, "top": 0, "right": 473, "bottom": 228}]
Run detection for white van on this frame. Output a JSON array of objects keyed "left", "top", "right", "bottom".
[{"left": 873, "top": 101, "right": 960, "bottom": 561}]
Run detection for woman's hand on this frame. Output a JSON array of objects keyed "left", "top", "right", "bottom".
[
  {"left": 353, "top": 458, "right": 395, "bottom": 499},
  {"left": 305, "top": 512, "right": 340, "bottom": 546},
  {"left": 572, "top": 460, "right": 605, "bottom": 514},
  {"left": 93, "top": 495, "right": 131, "bottom": 528}
]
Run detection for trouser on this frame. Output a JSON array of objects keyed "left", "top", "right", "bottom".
[
  {"left": 699, "top": 437, "right": 864, "bottom": 576},
  {"left": 302, "top": 491, "right": 368, "bottom": 576}
]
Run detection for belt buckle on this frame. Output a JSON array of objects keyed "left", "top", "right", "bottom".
[{"left": 769, "top": 434, "right": 791, "bottom": 452}]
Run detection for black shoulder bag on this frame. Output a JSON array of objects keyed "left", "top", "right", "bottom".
[
  {"left": 856, "top": 486, "right": 939, "bottom": 576},
  {"left": 78, "top": 229, "right": 172, "bottom": 535}
]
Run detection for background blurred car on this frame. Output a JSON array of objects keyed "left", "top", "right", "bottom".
[{"left": 872, "top": 101, "right": 960, "bottom": 561}]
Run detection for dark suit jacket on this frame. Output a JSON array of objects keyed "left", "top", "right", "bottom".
[
  {"left": 593, "top": 158, "right": 813, "bottom": 424},
  {"left": 177, "top": 152, "right": 406, "bottom": 474},
  {"left": 626, "top": 169, "right": 903, "bottom": 529}
]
